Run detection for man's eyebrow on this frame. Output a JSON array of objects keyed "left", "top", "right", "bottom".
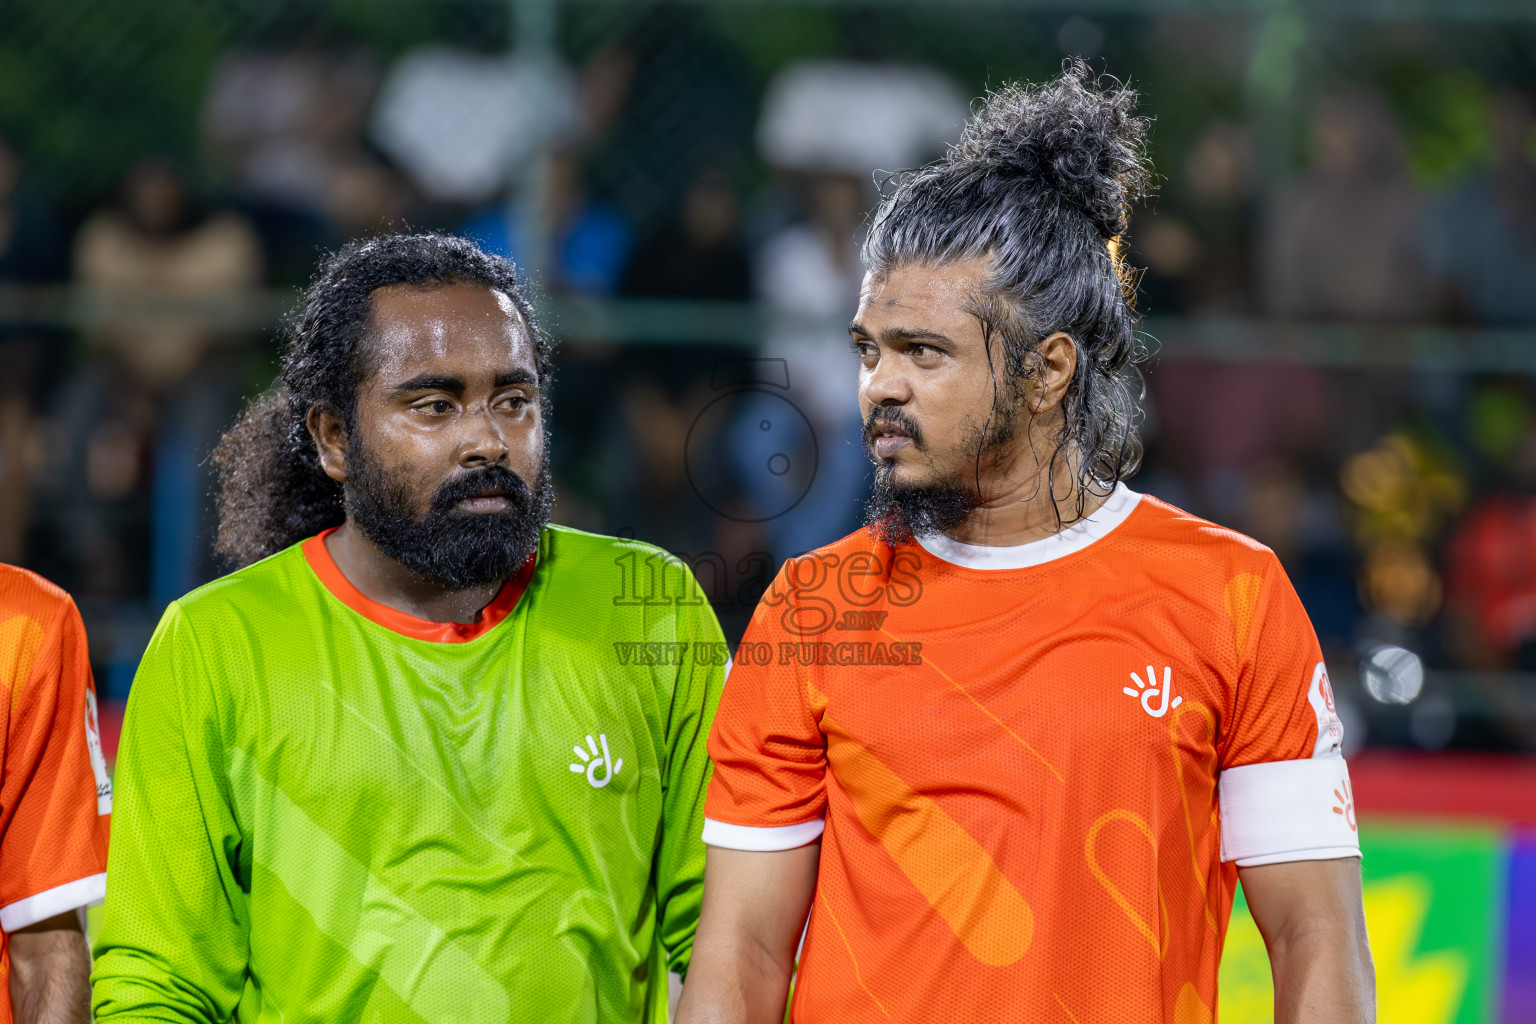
[
  {"left": 389, "top": 369, "right": 537, "bottom": 396},
  {"left": 848, "top": 322, "right": 954, "bottom": 345},
  {"left": 494, "top": 369, "right": 537, "bottom": 388},
  {"left": 391, "top": 373, "right": 465, "bottom": 396}
]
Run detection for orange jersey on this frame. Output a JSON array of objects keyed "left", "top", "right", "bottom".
[
  {"left": 705, "top": 486, "right": 1357, "bottom": 1023},
  {"left": 0, "top": 565, "right": 111, "bottom": 1022}
]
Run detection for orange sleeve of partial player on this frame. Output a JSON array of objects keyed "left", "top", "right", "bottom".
[
  {"left": 1215, "top": 554, "right": 1356, "bottom": 867},
  {"left": 1219, "top": 555, "right": 1339, "bottom": 770},
  {"left": 0, "top": 584, "right": 111, "bottom": 933},
  {"left": 704, "top": 561, "right": 829, "bottom": 849}
]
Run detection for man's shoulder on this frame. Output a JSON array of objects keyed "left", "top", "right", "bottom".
[
  {"left": 536, "top": 526, "right": 723, "bottom": 641},
  {"left": 790, "top": 526, "right": 883, "bottom": 565},
  {"left": 537, "top": 524, "right": 659, "bottom": 596},
  {"left": 541, "top": 523, "right": 672, "bottom": 564},
  {"left": 0, "top": 562, "right": 73, "bottom": 625},
  {"left": 538, "top": 524, "right": 688, "bottom": 590},
  {"left": 171, "top": 542, "right": 316, "bottom": 624},
  {"left": 1125, "top": 490, "right": 1281, "bottom": 575}
]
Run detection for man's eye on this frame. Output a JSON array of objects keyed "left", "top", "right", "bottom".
[{"left": 417, "top": 400, "right": 453, "bottom": 415}]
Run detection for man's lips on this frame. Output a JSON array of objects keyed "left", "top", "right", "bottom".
[
  {"left": 869, "top": 420, "right": 915, "bottom": 459},
  {"left": 455, "top": 491, "right": 511, "bottom": 513}
]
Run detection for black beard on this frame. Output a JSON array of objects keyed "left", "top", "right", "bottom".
[
  {"left": 864, "top": 463, "right": 980, "bottom": 546},
  {"left": 343, "top": 438, "right": 554, "bottom": 589},
  {"left": 861, "top": 399, "right": 1025, "bottom": 546}
]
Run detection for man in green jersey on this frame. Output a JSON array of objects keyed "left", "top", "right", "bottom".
[{"left": 92, "top": 233, "right": 727, "bottom": 1023}]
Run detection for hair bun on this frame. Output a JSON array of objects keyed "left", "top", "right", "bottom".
[{"left": 948, "top": 59, "right": 1150, "bottom": 239}]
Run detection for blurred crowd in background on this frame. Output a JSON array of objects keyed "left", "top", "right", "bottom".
[{"left": 3, "top": 2, "right": 1536, "bottom": 754}]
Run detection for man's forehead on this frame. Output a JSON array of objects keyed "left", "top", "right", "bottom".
[
  {"left": 367, "top": 282, "right": 535, "bottom": 373},
  {"left": 855, "top": 261, "right": 991, "bottom": 328}
]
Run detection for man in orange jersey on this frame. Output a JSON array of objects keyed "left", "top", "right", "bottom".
[
  {"left": 677, "top": 65, "right": 1374, "bottom": 1024},
  {"left": 0, "top": 566, "right": 110, "bottom": 1024}
]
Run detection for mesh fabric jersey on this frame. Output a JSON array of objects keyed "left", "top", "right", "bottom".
[
  {"left": 705, "top": 486, "right": 1357, "bottom": 1023},
  {"left": 0, "top": 566, "right": 111, "bottom": 1024},
  {"left": 92, "top": 525, "right": 726, "bottom": 1024}
]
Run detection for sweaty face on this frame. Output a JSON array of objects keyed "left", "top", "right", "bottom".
[
  {"left": 850, "top": 260, "right": 1027, "bottom": 542},
  {"left": 342, "top": 282, "right": 552, "bottom": 588}
]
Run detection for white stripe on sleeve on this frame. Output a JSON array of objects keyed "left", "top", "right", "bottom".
[
  {"left": 702, "top": 817, "right": 825, "bottom": 851},
  {"left": 0, "top": 872, "right": 107, "bottom": 932},
  {"left": 1219, "top": 759, "right": 1362, "bottom": 866}
]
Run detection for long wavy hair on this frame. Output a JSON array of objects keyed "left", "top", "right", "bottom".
[
  {"left": 861, "top": 60, "right": 1153, "bottom": 520},
  {"left": 210, "top": 232, "right": 552, "bottom": 569}
]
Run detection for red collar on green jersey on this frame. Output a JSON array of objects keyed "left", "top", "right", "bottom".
[{"left": 302, "top": 528, "right": 535, "bottom": 643}]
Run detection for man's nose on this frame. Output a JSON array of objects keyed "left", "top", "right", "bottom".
[
  {"left": 458, "top": 403, "right": 509, "bottom": 466},
  {"left": 861, "top": 352, "right": 911, "bottom": 407}
]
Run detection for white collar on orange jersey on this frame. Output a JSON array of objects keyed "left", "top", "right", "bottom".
[{"left": 915, "top": 482, "right": 1143, "bottom": 571}]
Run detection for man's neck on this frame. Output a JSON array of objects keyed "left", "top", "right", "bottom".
[
  {"left": 944, "top": 458, "right": 1113, "bottom": 548},
  {"left": 324, "top": 522, "right": 505, "bottom": 624}
]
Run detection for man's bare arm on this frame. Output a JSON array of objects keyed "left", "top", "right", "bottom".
[
  {"left": 9, "top": 910, "right": 92, "bottom": 1024},
  {"left": 675, "top": 844, "right": 820, "bottom": 1024},
  {"left": 1240, "top": 858, "right": 1375, "bottom": 1024}
]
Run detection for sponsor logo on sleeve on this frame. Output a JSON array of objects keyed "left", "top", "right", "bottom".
[
  {"left": 1307, "top": 661, "right": 1345, "bottom": 758},
  {"left": 84, "top": 689, "right": 113, "bottom": 814}
]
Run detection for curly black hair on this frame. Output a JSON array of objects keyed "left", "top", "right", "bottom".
[
  {"left": 210, "top": 232, "right": 552, "bottom": 569},
  {"left": 861, "top": 60, "right": 1153, "bottom": 517}
]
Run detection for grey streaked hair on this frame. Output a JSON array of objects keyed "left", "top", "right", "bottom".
[{"left": 861, "top": 60, "right": 1153, "bottom": 518}]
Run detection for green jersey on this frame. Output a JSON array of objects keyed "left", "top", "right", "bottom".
[{"left": 92, "top": 526, "right": 726, "bottom": 1024}]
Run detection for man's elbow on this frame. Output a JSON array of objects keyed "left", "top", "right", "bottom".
[{"left": 91, "top": 955, "right": 223, "bottom": 1024}]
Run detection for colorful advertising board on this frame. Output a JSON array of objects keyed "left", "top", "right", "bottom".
[
  {"left": 1220, "top": 750, "right": 1536, "bottom": 1023},
  {"left": 1220, "top": 824, "right": 1505, "bottom": 1023}
]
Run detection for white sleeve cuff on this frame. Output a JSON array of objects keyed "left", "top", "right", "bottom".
[
  {"left": 0, "top": 872, "right": 107, "bottom": 932},
  {"left": 1229, "top": 846, "right": 1363, "bottom": 868},
  {"left": 1219, "top": 758, "right": 1362, "bottom": 866},
  {"left": 702, "top": 817, "right": 825, "bottom": 851}
]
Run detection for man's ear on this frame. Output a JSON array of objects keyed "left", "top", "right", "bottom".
[
  {"left": 307, "top": 403, "right": 349, "bottom": 485},
  {"left": 1028, "top": 332, "right": 1078, "bottom": 415}
]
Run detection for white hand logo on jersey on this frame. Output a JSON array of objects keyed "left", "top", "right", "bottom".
[
  {"left": 570, "top": 733, "right": 623, "bottom": 788},
  {"left": 1124, "top": 665, "right": 1182, "bottom": 718}
]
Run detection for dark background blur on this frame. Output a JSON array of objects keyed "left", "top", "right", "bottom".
[
  {"left": 6, "top": 0, "right": 1536, "bottom": 748},
  {"left": 3, "top": 3, "right": 1535, "bottom": 1017}
]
